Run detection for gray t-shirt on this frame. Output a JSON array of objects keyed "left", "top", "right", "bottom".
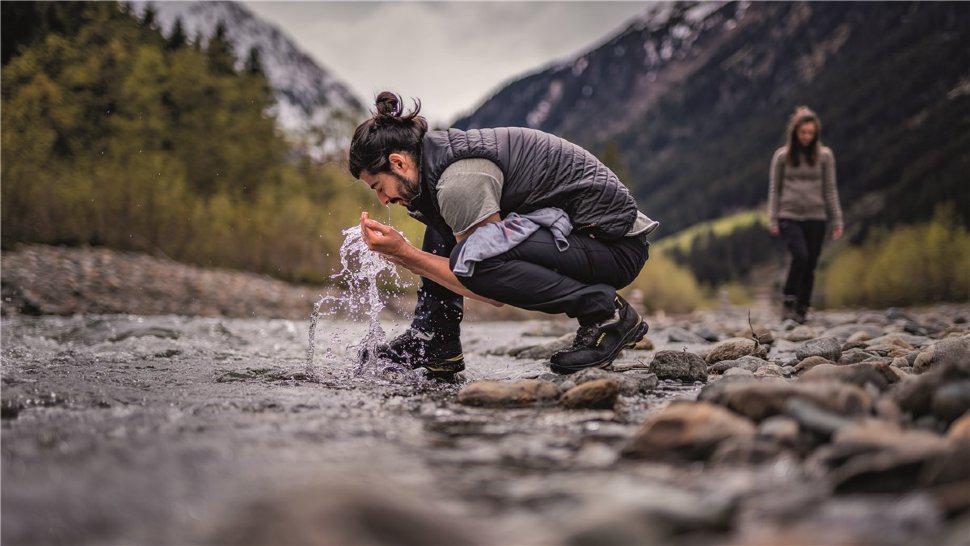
[
  {"left": 436, "top": 158, "right": 505, "bottom": 236},
  {"left": 435, "top": 158, "right": 657, "bottom": 237}
]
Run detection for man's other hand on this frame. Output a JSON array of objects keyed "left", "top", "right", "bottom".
[{"left": 360, "top": 212, "right": 409, "bottom": 257}]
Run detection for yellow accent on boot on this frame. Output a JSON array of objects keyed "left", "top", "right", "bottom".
[{"left": 595, "top": 333, "right": 606, "bottom": 347}]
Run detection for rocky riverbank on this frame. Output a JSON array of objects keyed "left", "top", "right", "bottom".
[
  {"left": 2, "top": 303, "right": 969, "bottom": 545},
  {"left": 0, "top": 244, "right": 532, "bottom": 321}
]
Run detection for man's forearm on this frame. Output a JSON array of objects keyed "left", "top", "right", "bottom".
[{"left": 398, "top": 246, "right": 503, "bottom": 306}]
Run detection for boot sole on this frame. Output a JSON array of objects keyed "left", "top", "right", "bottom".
[
  {"left": 550, "top": 319, "right": 649, "bottom": 375},
  {"left": 423, "top": 357, "right": 465, "bottom": 380}
]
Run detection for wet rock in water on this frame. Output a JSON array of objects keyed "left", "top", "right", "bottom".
[
  {"left": 457, "top": 379, "right": 559, "bottom": 408},
  {"left": 913, "top": 336, "right": 970, "bottom": 374},
  {"left": 795, "top": 337, "right": 842, "bottom": 362},
  {"left": 708, "top": 355, "right": 768, "bottom": 374},
  {"left": 649, "top": 350, "right": 708, "bottom": 383},
  {"left": 932, "top": 380, "right": 970, "bottom": 423},
  {"left": 699, "top": 379, "right": 872, "bottom": 421},
  {"left": 705, "top": 338, "right": 768, "bottom": 364},
  {"left": 663, "top": 326, "right": 707, "bottom": 344},
  {"left": 792, "top": 355, "right": 834, "bottom": 374},
  {"left": 631, "top": 336, "right": 654, "bottom": 350},
  {"left": 513, "top": 333, "right": 575, "bottom": 360},
  {"left": 786, "top": 325, "right": 817, "bottom": 342},
  {"left": 570, "top": 368, "right": 657, "bottom": 396},
  {"left": 560, "top": 379, "right": 619, "bottom": 410},
  {"left": 799, "top": 361, "right": 902, "bottom": 391},
  {"left": 622, "top": 402, "right": 755, "bottom": 461},
  {"left": 109, "top": 326, "right": 182, "bottom": 342}
]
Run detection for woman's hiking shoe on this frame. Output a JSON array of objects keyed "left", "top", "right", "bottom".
[
  {"left": 549, "top": 296, "right": 648, "bottom": 374},
  {"left": 373, "top": 328, "right": 465, "bottom": 379}
]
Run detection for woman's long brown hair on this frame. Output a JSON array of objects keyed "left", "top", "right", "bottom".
[{"left": 785, "top": 106, "right": 821, "bottom": 167}]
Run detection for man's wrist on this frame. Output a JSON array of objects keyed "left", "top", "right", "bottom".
[{"left": 396, "top": 243, "right": 420, "bottom": 264}]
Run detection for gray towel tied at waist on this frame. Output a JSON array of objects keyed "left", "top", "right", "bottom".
[{"left": 451, "top": 207, "right": 573, "bottom": 277}]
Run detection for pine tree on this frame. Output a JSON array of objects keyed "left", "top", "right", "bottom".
[
  {"left": 244, "top": 46, "right": 263, "bottom": 75},
  {"left": 205, "top": 21, "right": 235, "bottom": 74},
  {"left": 139, "top": 4, "right": 157, "bottom": 29},
  {"left": 166, "top": 17, "right": 186, "bottom": 50}
]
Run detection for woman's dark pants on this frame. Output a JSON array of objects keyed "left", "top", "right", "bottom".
[
  {"left": 779, "top": 219, "right": 826, "bottom": 310},
  {"left": 410, "top": 225, "right": 650, "bottom": 338}
]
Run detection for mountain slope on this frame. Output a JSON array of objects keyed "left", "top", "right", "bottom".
[
  {"left": 132, "top": 1, "right": 365, "bottom": 157},
  {"left": 456, "top": 2, "right": 970, "bottom": 234}
]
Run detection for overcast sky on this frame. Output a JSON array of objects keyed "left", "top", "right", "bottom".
[{"left": 245, "top": 1, "right": 652, "bottom": 126}]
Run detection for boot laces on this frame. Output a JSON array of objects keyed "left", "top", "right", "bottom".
[{"left": 571, "top": 324, "right": 600, "bottom": 349}]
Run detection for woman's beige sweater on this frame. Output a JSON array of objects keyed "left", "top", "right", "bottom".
[{"left": 767, "top": 145, "right": 843, "bottom": 230}]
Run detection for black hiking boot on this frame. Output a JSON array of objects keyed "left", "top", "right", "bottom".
[
  {"left": 549, "top": 296, "right": 648, "bottom": 374},
  {"left": 372, "top": 328, "right": 465, "bottom": 379}
]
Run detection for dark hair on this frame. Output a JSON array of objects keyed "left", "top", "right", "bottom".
[
  {"left": 348, "top": 91, "right": 428, "bottom": 179},
  {"left": 785, "top": 105, "right": 821, "bottom": 167}
]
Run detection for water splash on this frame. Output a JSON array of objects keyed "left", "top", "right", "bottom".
[{"left": 305, "top": 224, "right": 410, "bottom": 378}]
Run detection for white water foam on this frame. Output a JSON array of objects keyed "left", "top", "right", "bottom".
[{"left": 305, "top": 224, "right": 411, "bottom": 379}]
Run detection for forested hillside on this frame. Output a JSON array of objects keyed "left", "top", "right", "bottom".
[{"left": 1, "top": 2, "right": 404, "bottom": 283}]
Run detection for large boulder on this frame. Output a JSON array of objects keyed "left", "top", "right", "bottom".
[
  {"left": 649, "top": 350, "right": 708, "bottom": 383},
  {"left": 705, "top": 338, "right": 768, "bottom": 364},
  {"left": 699, "top": 378, "right": 872, "bottom": 421},
  {"left": 795, "top": 337, "right": 842, "bottom": 362},
  {"left": 622, "top": 402, "right": 756, "bottom": 461},
  {"left": 457, "top": 380, "right": 559, "bottom": 408}
]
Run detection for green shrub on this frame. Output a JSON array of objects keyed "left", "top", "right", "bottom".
[
  {"left": 623, "top": 249, "right": 704, "bottom": 313},
  {"left": 822, "top": 205, "right": 970, "bottom": 307}
]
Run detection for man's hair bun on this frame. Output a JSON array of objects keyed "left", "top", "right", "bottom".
[{"left": 373, "top": 91, "right": 423, "bottom": 123}]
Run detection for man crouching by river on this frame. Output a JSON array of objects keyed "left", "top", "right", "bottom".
[{"left": 350, "top": 91, "right": 659, "bottom": 378}]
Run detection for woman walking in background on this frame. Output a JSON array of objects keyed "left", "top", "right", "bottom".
[{"left": 768, "top": 106, "right": 844, "bottom": 323}]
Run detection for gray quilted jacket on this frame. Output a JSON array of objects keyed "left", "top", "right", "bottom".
[{"left": 412, "top": 127, "right": 652, "bottom": 240}]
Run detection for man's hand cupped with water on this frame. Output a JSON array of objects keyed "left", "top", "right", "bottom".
[{"left": 360, "top": 212, "right": 410, "bottom": 267}]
